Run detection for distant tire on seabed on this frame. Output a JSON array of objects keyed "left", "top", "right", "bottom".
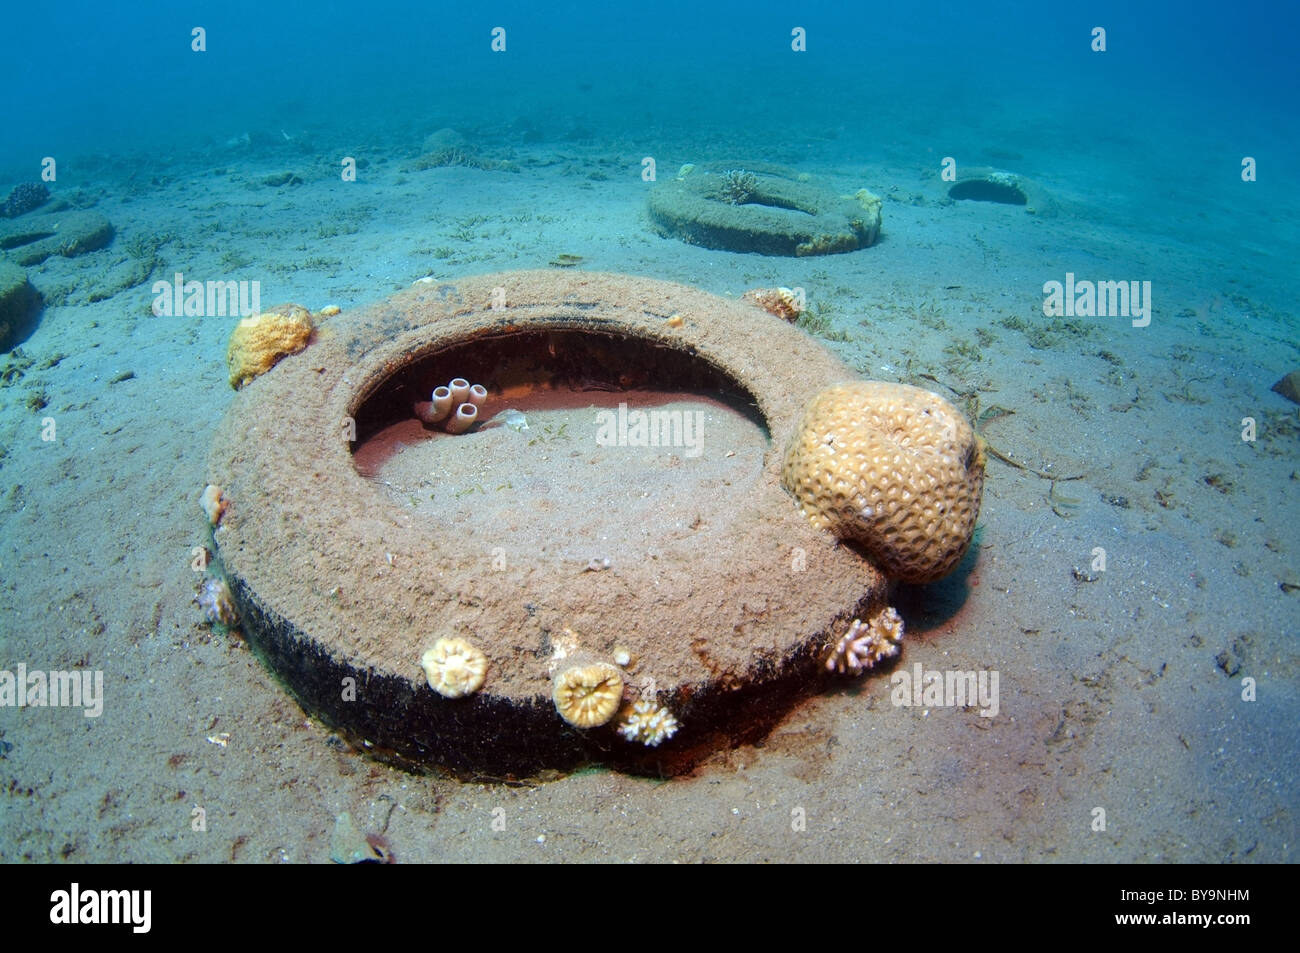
[
  {"left": 946, "top": 166, "right": 1055, "bottom": 215},
  {"left": 648, "top": 165, "right": 882, "bottom": 256}
]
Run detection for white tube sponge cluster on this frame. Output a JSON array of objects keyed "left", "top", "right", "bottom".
[{"left": 414, "top": 377, "right": 488, "bottom": 433}]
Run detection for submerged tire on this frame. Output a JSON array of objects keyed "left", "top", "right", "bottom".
[
  {"left": 0, "top": 209, "right": 113, "bottom": 266},
  {"left": 648, "top": 166, "right": 881, "bottom": 256},
  {"left": 207, "top": 271, "right": 889, "bottom": 778},
  {"left": 0, "top": 260, "right": 42, "bottom": 350},
  {"left": 947, "top": 166, "right": 1055, "bottom": 215}
]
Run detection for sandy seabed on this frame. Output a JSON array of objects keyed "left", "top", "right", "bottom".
[{"left": 0, "top": 104, "right": 1296, "bottom": 863}]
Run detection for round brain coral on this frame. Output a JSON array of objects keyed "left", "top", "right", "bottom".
[{"left": 782, "top": 381, "right": 985, "bottom": 583}]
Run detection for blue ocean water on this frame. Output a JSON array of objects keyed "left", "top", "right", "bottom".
[
  {"left": 4, "top": 1, "right": 1297, "bottom": 171},
  {"left": 3, "top": 1, "right": 1295, "bottom": 289}
]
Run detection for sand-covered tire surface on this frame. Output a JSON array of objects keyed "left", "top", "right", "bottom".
[
  {"left": 207, "top": 271, "right": 888, "bottom": 777},
  {"left": 946, "top": 166, "right": 1055, "bottom": 215},
  {"left": 0, "top": 260, "right": 42, "bottom": 350},
  {"left": 648, "top": 166, "right": 880, "bottom": 256},
  {"left": 0, "top": 209, "right": 114, "bottom": 266}
]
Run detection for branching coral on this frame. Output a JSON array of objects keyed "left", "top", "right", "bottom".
[
  {"left": 718, "top": 169, "right": 759, "bottom": 205},
  {"left": 617, "top": 699, "right": 679, "bottom": 746},
  {"left": 826, "top": 607, "right": 903, "bottom": 675}
]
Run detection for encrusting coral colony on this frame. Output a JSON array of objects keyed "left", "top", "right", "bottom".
[{"left": 226, "top": 303, "right": 316, "bottom": 390}]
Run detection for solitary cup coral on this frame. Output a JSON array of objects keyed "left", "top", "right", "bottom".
[
  {"left": 421, "top": 637, "right": 488, "bottom": 698},
  {"left": 226, "top": 303, "right": 314, "bottom": 389},
  {"left": 782, "top": 381, "right": 985, "bottom": 583},
  {"left": 552, "top": 662, "right": 623, "bottom": 728}
]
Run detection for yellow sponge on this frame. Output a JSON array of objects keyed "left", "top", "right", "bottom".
[
  {"left": 782, "top": 381, "right": 984, "bottom": 583},
  {"left": 227, "top": 304, "right": 314, "bottom": 390}
]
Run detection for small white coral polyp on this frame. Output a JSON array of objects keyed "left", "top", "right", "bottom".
[
  {"left": 826, "top": 607, "right": 903, "bottom": 675},
  {"left": 421, "top": 637, "right": 488, "bottom": 698},
  {"left": 617, "top": 699, "right": 680, "bottom": 746},
  {"left": 195, "top": 576, "right": 238, "bottom": 628}
]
